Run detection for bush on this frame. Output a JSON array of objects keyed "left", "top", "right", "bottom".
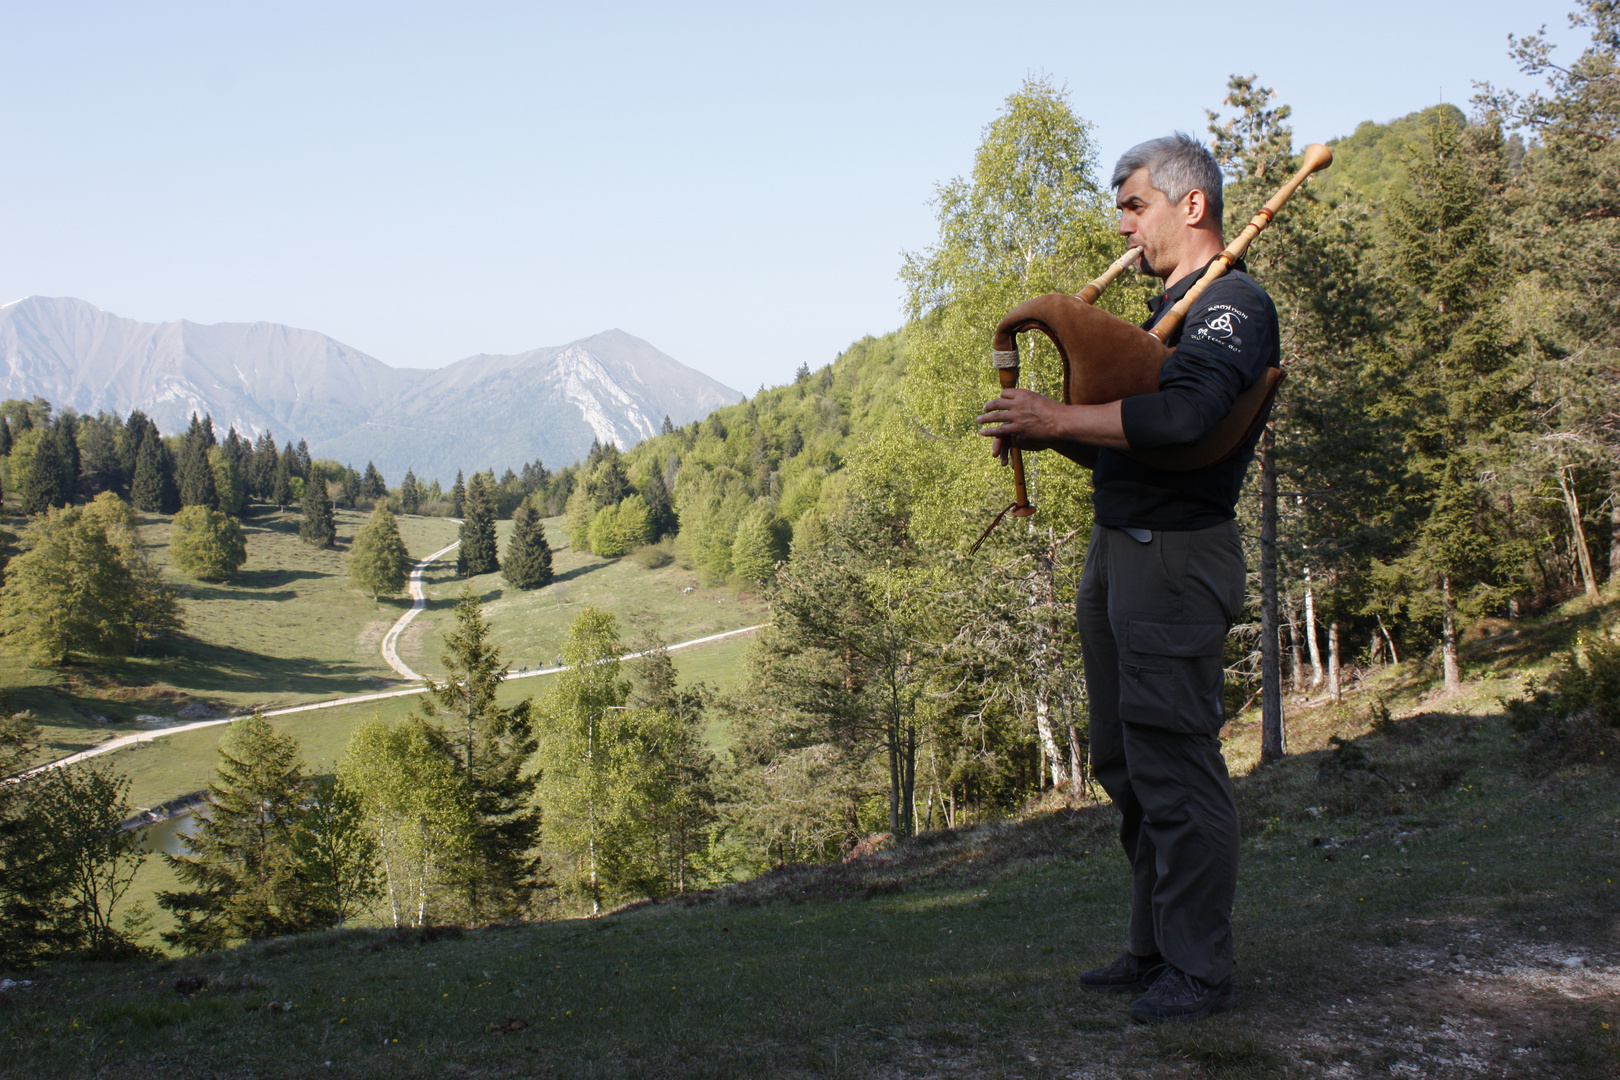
[
  {"left": 170, "top": 506, "right": 248, "bottom": 580},
  {"left": 1551, "top": 634, "right": 1620, "bottom": 727},
  {"left": 631, "top": 539, "right": 675, "bottom": 570}
]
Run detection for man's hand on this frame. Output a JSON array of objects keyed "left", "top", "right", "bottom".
[{"left": 976, "top": 388, "right": 1131, "bottom": 462}]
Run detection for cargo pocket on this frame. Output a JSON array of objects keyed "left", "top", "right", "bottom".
[{"left": 1120, "top": 619, "right": 1228, "bottom": 732}]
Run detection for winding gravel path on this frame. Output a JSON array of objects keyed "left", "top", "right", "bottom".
[{"left": 380, "top": 540, "right": 461, "bottom": 681}]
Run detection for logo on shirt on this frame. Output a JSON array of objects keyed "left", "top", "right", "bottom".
[{"left": 1191, "top": 304, "right": 1247, "bottom": 352}]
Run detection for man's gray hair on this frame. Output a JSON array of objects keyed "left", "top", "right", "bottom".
[{"left": 1111, "top": 133, "right": 1223, "bottom": 229}]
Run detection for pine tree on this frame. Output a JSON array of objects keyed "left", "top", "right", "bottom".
[
  {"left": 502, "top": 501, "right": 554, "bottom": 589},
  {"left": 51, "top": 413, "right": 80, "bottom": 501},
  {"left": 349, "top": 504, "right": 412, "bottom": 599},
  {"left": 417, "top": 587, "right": 541, "bottom": 921},
  {"left": 300, "top": 474, "right": 336, "bottom": 548},
  {"left": 399, "top": 469, "right": 420, "bottom": 514},
  {"left": 249, "top": 432, "right": 279, "bottom": 500},
  {"left": 0, "top": 417, "right": 11, "bottom": 457},
  {"left": 661, "top": 414, "right": 674, "bottom": 435},
  {"left": 455, "top": 473, "right": 499, "bottom": 576},
  {"left": 158, "top": 716, "right": 318, "bottom": 952},
  {"left": 1377, "top": 117, "right": 1524, "bottom": 689},
  {"left": 14, "top": 429, "right": 66, "bottom": 514},
  {"left": 178, "top": 441, "right": 218, "bottom": 509},
  {"left": 209, "top": 447, "right": 245, "bottom": 516},
  {"left": 643, "top": 463, "right": 677, "bottom": 539},
  {"left": 628, "top": 639, "right": 717, "bottom": 895},
  {"left": 339, "top": 464, "right": 362, "bottom": 508},
  {"left": 362, "top": 462, "right": 387, "bottom": 502},
  {"left": 451, "top": 470, "right": 466, "bottom": 518},
  {"left": 270, "top": 456, "right": 292, "bottom": 510},
  {"left": 584, "top": 445, "right": 630, "bottom": 509},
  {"left": 129, "top": 432, "right": 177, "bottom": 513}
]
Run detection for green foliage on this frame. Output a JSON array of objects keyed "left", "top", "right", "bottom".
[
  {"left": 730, "top": 506, "right": 789, "bottom": 585},
  {"left": 880, "top": 76, "right": 1131, "bottom": 545},
  {"left": 532, "top": 607, "right": 638, "bottom": 912},
  {"left": 349, "top": 504, "right": 412, "bottom": 599},
  {"left": 12, "top": 763, "right": 148, "bottom": 960},
  {"left": 399, "top": 468, "right": 421, "bottom": 514},
  {"left": 1551, "top": 633, "right": 1620, "bottom": 727},
  {"left": 417, "top": 587, "right": 542, "bottom": 921},
  {"left": 455, "top": 473, "right": 499, "bottom": 576},
  {"left": 501, "top": 501, "right": 554, "bottom": 589},
  {"left": 158, "top": 715, "right": 320, "bottom": 952},
  {"left": 12, "top": 427, "right": 70, "bottom": 514},
  {"left": 82, "top": 492, "right": 183, "bottom": 654},
  {"left": 589, "top": 494, "right": 654, "bottom": 558},
  {"left": 209, "top": 446, "right": 245, "bottom": 516},
  {"left": 1311, "top": 103, "right": 1469, "bottom": 220},
  {"left": 169, "top": 505, "right": 248, "bottom": 581},
  {"left": 288, "top": 774, "right": 380, "bottom": 928},
  {"left": 300, "top": 473, "right": 336, "bottom": 548},
  {"left": 340, "top": 716, "right": 477, "bottom": 928},
  {"left": 130, "top": 430, "right": 178, "bottom": 513},
  {"left": 0, "top": 506, "right": 136, "bottom": 665}
]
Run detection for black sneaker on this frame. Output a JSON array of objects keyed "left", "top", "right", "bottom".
[
  {"left": 1128, "top": 964, "right": 1235, "bottom": 1024},
  {"left": 1079, "top": 950, "right": 1167, "bottom": 992}
]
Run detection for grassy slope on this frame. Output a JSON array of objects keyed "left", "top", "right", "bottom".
[
  {"left": 4, "top": 599, "right": 1616, "bottom": 1079},
  {"left": 2, "top": 508, "right": 461, "bottom": 760}
]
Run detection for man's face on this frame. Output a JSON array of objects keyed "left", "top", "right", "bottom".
[{"left": 1115, "top": 167, "right": 1184, "bottom": 279}]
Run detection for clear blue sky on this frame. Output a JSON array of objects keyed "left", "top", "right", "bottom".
[{"left": 0, "top": 1, "right": 1586, "bottom": 391}]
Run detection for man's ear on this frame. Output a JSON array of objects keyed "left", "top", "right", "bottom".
[{"left": 1184, "top": 189, "right": 1209, "bottom": 227}]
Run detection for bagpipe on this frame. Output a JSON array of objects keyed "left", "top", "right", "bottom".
[{"left": 981, "top": 143, "right": 1333, "bottom": 539}]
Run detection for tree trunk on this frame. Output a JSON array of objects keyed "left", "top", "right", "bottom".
[
  {"left": 1304, "top": 568, "right": 1324, "bottom": 689},
  {"left": 1260, "top": 424, "right": 1285, "bottom": 763},
  {"left": 1068, "top": 723, "right": 1084, "bottom": 801},
  {"left": 1033, "top": 688, "right": 1068, "bottom": 790},
  {"left": 903, "top": 724, "right": 917, "bottom": 837},
  {"left": 1371, "top": 629, "right": 1381, "bottom": 667},
  {"left": 1441, "top": 574, "right": 1461, "bottom": 692},
  {"left": 1327, "top": 621, "right": 1341, "bottom": 703},
  {"left": 887, "top": 726, "right": 900, "bottom": 835},
  {"left": 1377, "top": 614, "right": 1400, "bottom": 665},
  {"left": 1284, "top": 593, "right": 1305, "bottom": 693},
  {"left": 1559, "top": 468, "right": 1602, "bottom": 604},
  {"left": 1610, "top": 484, "right": 1619, "bottom": 585}
]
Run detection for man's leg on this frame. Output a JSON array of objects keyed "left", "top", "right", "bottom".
[
  {"left": 1120, "top": 723, "right": 1240, "bottom": 985},
  {"left": 1076, "top": 527, "right": 1160, "bottom": 969}
]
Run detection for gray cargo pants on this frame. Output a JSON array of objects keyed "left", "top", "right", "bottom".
[{"left": 1076, "top": 522, "right": 1244, "bottom": 985}]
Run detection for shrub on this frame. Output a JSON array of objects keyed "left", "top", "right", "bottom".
[
  {"left": 1551, "top": 634, "right": 1620, "bottom": 727},
  {"left": 632, "top": 539, "right": 675, "bottom": 570},
  {"left": 170, "top": 506, "right": 248, "bottom": 580}
]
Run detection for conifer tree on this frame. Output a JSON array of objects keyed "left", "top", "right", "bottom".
[
  {"left": 0, "top": 416, "right": 11, "bottom": 457},
  {"left": 455, "top": 473, "right": 499, "bottom": 576},
  {"left": 14, "top": 429, "right": 67, "bottom": 514},
  {"left": 451, "top": 470, "right": 466, "bottom": 518},
  {"left": 502, "top": 501, "right": 554, "bottom": 588},
  {"left": 300, "top": 474, "right": 336, "bottom": 548},
  {"left": 287, "top": 775, "right": 379, "bottom": 928},
  {"left": 339, "top": 464, "right": 362, "bottom": 508},
  {"left": 643, "top": 463, "right": 677, "bottom": 539},
  {"left": 584, "top": 445, "right": 630, "bottom": 509},
  {"left": 130, "top": 431, "right": 178, "bottom": 513},
  {"left": 417, "top": 587, "right": 541, "bottom": 921},
  {"left": 627, "top": 639, "right": 717, "bottom": 895},
  {"left": 1376, "top": 117, "right": 1524, "bottom": 689},
  {"left": 178, "top": 441, "right": 218, "bottom": 509},
  {"left": 51, "top": 413, "right": 80, "bottom": 501},
  {"left": 349, "top": 504, "right": 412, "bottom": 599},
  {"left": 249, "top": 432, "right": 279, "bottom": 498},
  {"left": 270, "top": 456, "right": 292, "bottom": 510},
  {"left": 362, "top": 461, "right": 387, "bottom": 501},
  {"left": 399, "top": 469, "right": 420, "bottom": 514},
  {"left": 159, "top": 716, "right": 319, "bottom": 952}
]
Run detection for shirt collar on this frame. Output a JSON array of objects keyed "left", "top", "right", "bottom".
[{"left": 1149, "top": 254, "right": 1245, "bottom": 314}]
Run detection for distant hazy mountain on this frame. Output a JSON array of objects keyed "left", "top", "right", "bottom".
[
  {"left": 0, "top": 297, "right": 741, "bottom": 482},
  {"left": 319, "top": 330, "right": 742, "bottom": 482}
]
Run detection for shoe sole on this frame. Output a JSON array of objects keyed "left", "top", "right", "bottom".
[{"left": 1129, "top": 993, "right": 1235, "bottom": 1025}]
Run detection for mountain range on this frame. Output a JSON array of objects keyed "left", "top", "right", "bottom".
[{"left": 0, "top": 297, "right": 741, "bottom": 483}]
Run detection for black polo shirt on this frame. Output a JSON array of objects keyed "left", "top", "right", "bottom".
[{"left": 1090, "top": 257, "right": 1280, "bottom": 531}]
